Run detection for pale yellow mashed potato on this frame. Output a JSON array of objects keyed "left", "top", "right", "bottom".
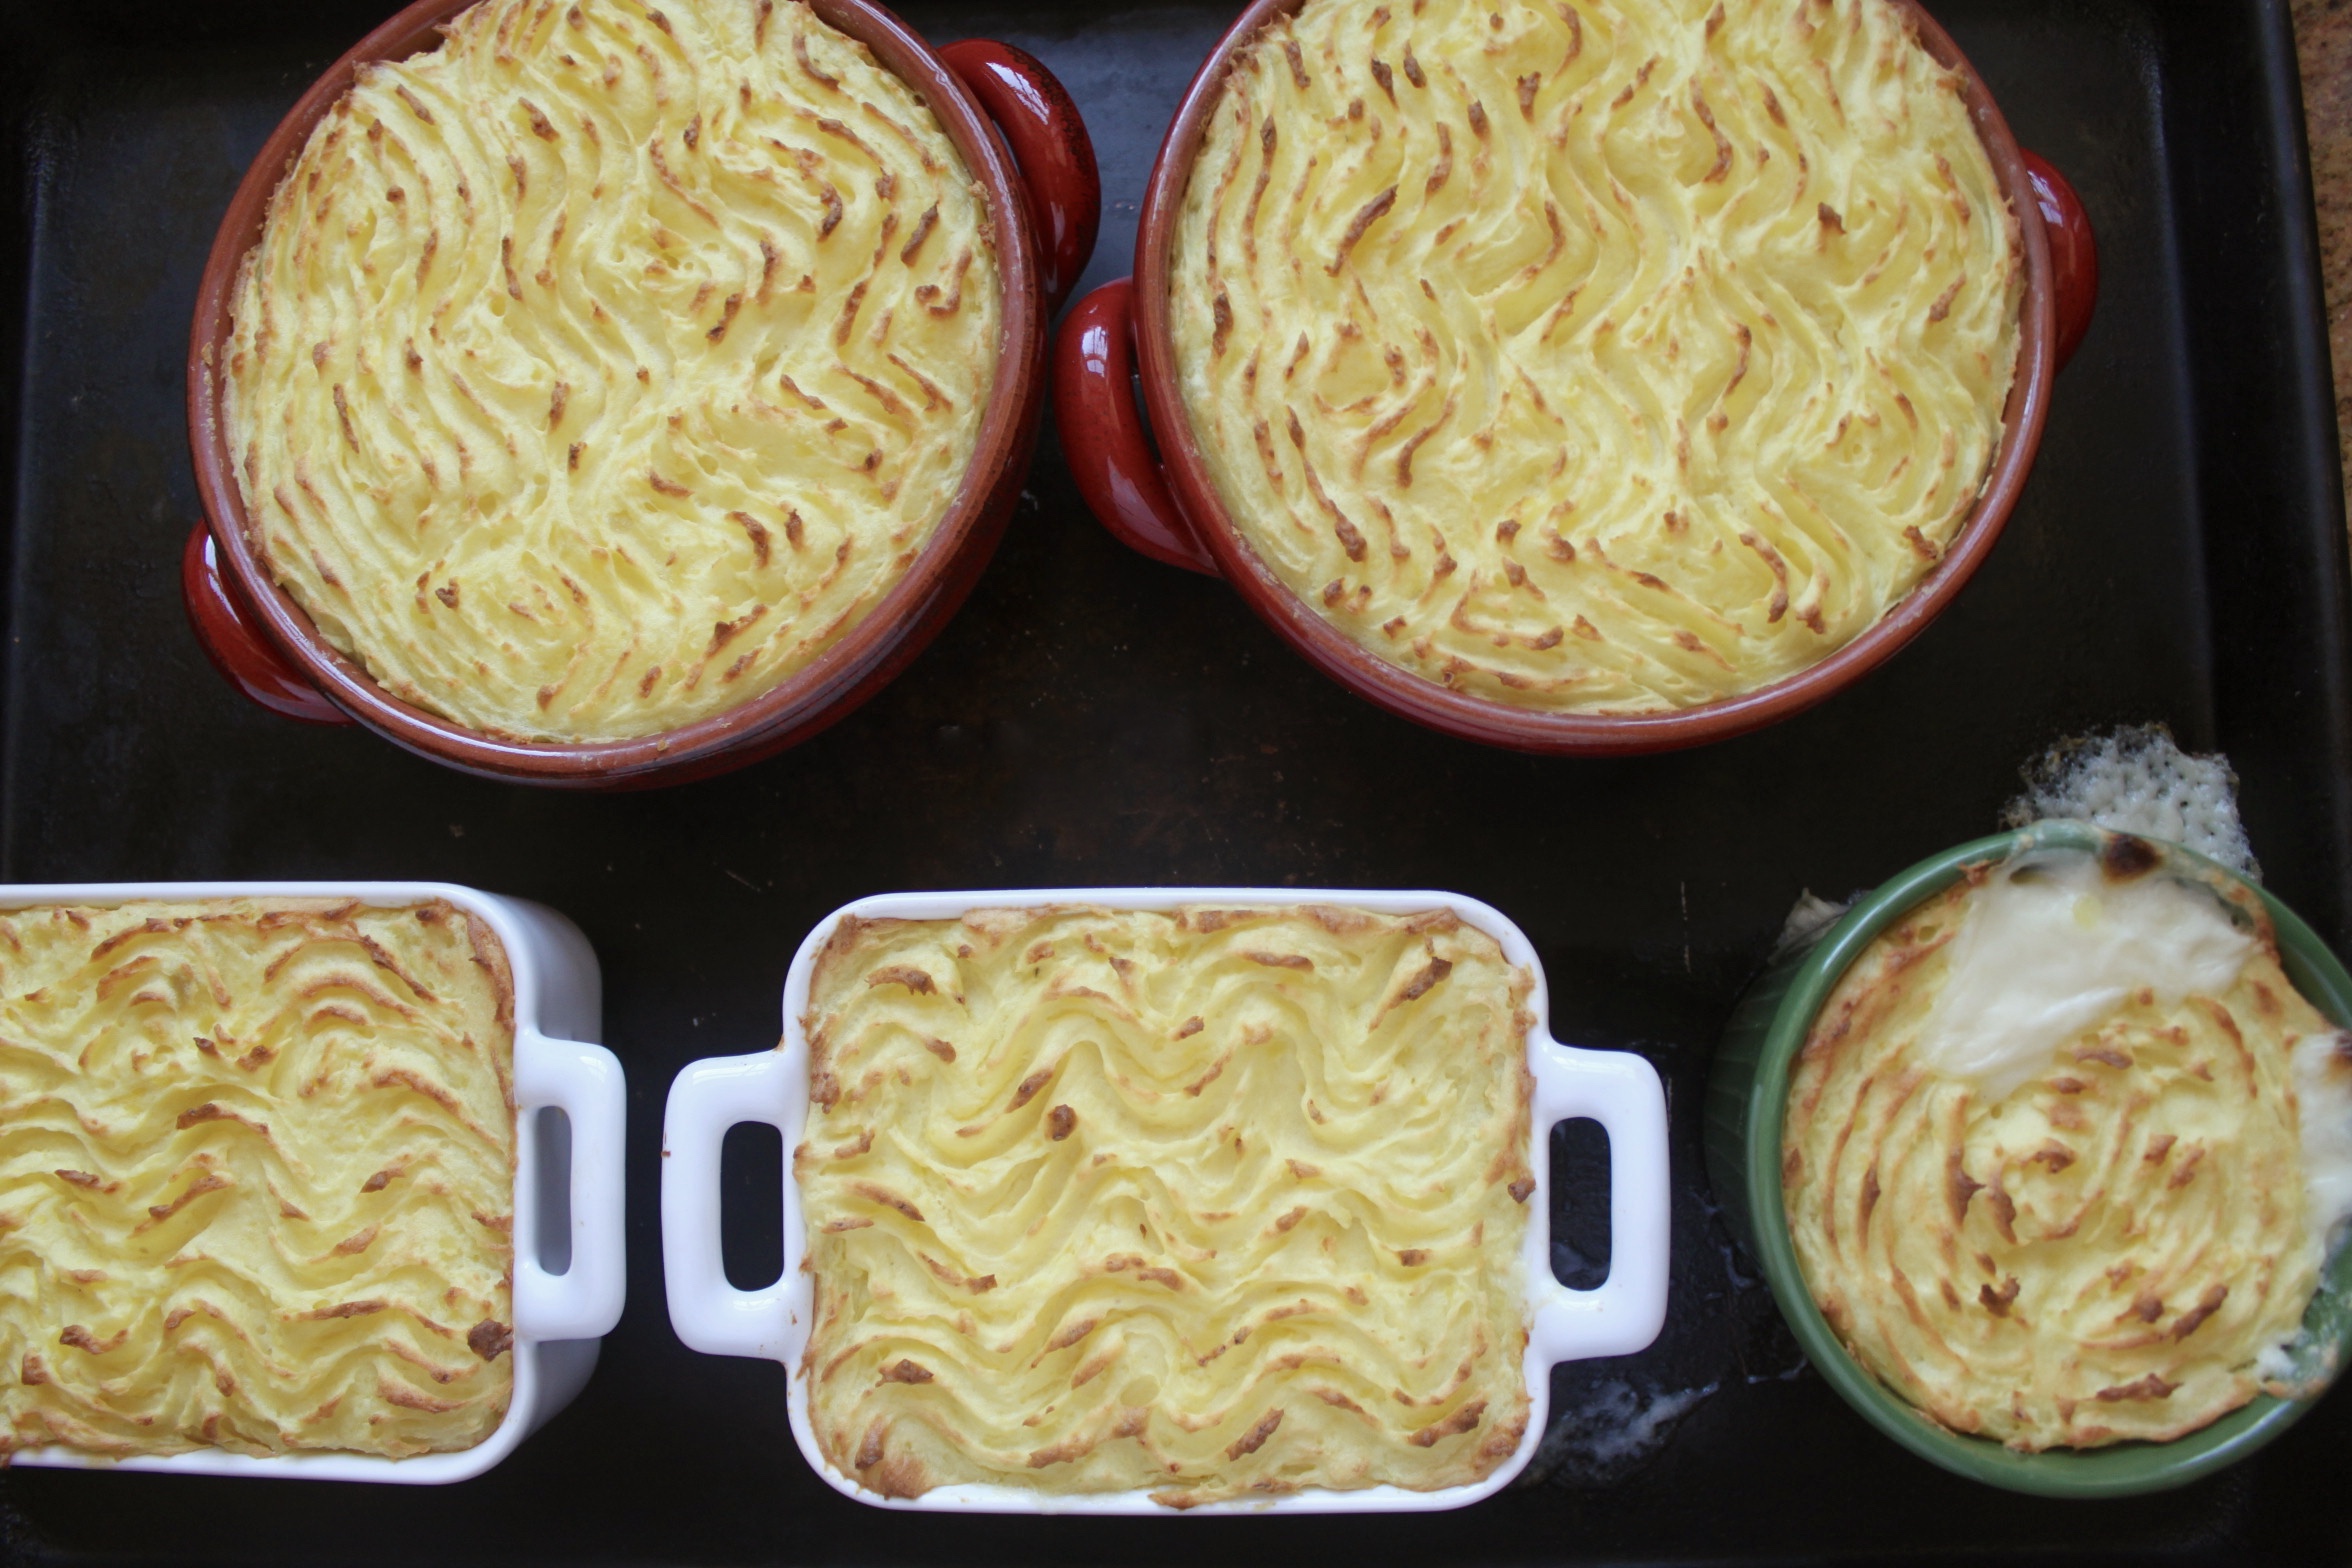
[
  {"left": 0, "top": 901, "right": 515, "bottom": 1459},
  {"left": 222, "top": 0, "right": 1000, "bottom": 741},
  {"left": 797, "top": 904, "right": 1535, "bottom": 1506},
  {"left": 1784, "top": 865, "right": 2336, "bottom": 1449},
  {"left": 1171, "top": 0, "right": 2021, "bottom": 712}
]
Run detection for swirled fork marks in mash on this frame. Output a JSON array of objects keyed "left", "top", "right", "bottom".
[
  {"left": 1784, "top": 850, "right": 2352, "bottom": 1450},
  {"left": 0, "top": 901, "right": 516, "bottom": 1459},
  {"left": 798, "top": 906, "right": 1538, "bottom": 1506},
  {"left": 222, "top": 0, "right": 999, "bottom": 742},
  {"left": 1171, "top": 0, "right": 2021, "bottom": 712}
]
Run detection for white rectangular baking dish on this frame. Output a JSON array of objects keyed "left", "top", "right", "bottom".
[
  {"left": 662, "top": 887, "right": 1670, "bottom": 1514},
  {"left": 1, "top": 881, "right": 627, "bottom": 1484}
]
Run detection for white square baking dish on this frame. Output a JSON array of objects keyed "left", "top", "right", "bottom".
[
  {"left": 661, "top": 887, "right": 1670, "bottom": 1513},
  {"left": 0, "top": 881, "right": 627, "bottom": 1484}
]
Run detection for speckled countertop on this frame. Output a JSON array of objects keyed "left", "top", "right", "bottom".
[{"left": 2296, "top": 0, "right": 2351, "bottom": 512}]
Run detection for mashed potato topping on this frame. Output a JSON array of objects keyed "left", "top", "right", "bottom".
[
  {"left": 0, "top": 901, "right": 515, "bottom": 1459},
  {"left": 797, "top": 905, "right": 1536, "bottom": 1506},
  {"left": 1170, "top": 0, "right": 2020, "bottom": 712},
  {"left": 222, "top": 0, "right": 999, "bottom": 742},
  {"left": 1784, "top": 846, "right": 2342, "bottom": 1450}
]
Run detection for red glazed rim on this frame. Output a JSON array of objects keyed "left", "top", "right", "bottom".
[
  {"left": 187, "top": 0, "right": 1047, "bottom": 787},
  {"left": 1131, "top": 0, "right": 2058, "bottom": 757}
]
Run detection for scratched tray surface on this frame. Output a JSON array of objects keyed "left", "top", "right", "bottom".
[{"left": 0, "top": 0, "right": 2347, "bottom": 1561}]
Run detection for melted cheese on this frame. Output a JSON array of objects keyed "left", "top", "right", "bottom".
[
  {"left": 1784, "top": 858, "right": 2332, "bottom": 1450},
  {"left": 797, "top": 905, "right": 1535, "bottom": 1506},
  {"left": 2292, "top": 1030, "right": 2352, "bottom": 1261},
  {"left": 0, "top": 901, "right": 515, "bottom": 1460},
  {"left": 1918, "top": 854, "right": 2257, "bottom": 1103},
  {"left": 1170, "top": 0, "right": 2021, "bottom": 711},
  {"left": 222, "top": 0, "right": 999, "bottom": 742}
]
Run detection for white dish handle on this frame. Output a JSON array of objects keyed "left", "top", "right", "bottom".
[
  {"left": 662, "top": 1049, "right": 800, "bottom": 1360},
  {"left": 1527, "top": 1037, "right": 1670, "bottom": 1364},
  {"left": 512, "top": 1030, "right": 629, "bottom": 1343}
]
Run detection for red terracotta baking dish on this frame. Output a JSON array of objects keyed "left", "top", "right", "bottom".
[
  {"left": 184, "top": 0, "right": 1098, "bottom": 788},
  {"left": 1053, "top": 0, "right": 2097, "bottom": 757}
]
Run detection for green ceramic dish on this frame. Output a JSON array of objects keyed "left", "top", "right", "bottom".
[{"left": 1705, "top": 821, "right": 2352, "bottom": 1497}]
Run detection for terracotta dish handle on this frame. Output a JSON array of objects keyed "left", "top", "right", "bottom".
[
  {"left": 2022, "top": 150, "right": 2097, "bottom": 371},
  {"left": 1053, "top": 278, "right": 1220, "bottom": 576},
  {"left": 181, "top": 523, "right": 354, "bottom": 727},
  {"left": 940, "top": 40, "right": 1099, "bottom": 314}
]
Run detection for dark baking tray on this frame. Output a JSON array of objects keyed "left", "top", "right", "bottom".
[{"left": 0, "top": 0, "right": 2346, "bottom": 1560}]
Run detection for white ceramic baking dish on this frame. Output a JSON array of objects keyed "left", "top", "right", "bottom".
[
  {"left": 1, "top": 881, "right": 627, "bottom": 1484},
  {"left": 662, "top": 887, "right": 1670, "bottom": 1514}
]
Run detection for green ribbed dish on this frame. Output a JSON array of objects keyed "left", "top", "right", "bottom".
[{"left": 1705, "top": 821, "right": 2352, "bottom": 1497}]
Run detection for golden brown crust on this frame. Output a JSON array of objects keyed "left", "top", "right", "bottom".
[
  {"left": 1784, "top": 879, "right": 2329, "bottom": 1449},
  {"left": 800, "top": 905, "right": 1534, "bottom": 1503},
  {"left": 219, "top": 0, "right": 1000, "bottom": 743},
  {"left": 1171, "top": 0, "right": 2021, "bottom": 713},
  {"left": 0, "top": 899, "right": 515, "bottom": 1459}
]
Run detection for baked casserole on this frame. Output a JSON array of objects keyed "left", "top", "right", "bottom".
[
  {"left": 795, "top": 903, "right": 1537, "bottom": 1506},
  {"left": 1783, "top": 840, "right": 2352, "bottom": 1449},
  {"left": 0, "top": 899, "right": 516, "bottom": 1459},
  {"left": 219, "top": 0, "right": 1000, "bottom": 743},
  {"left": 1169, "top": 0, "right": 2022, "bottom": 713}
]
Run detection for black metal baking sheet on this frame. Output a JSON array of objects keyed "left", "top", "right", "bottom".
[{"left": 0, "top": 0, "right": 2347, "bottom": 1560}]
